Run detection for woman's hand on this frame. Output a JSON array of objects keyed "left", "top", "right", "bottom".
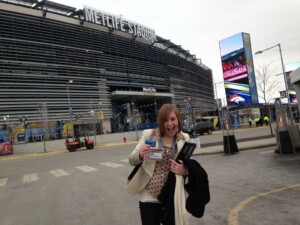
[
  {"left": 139, "top": 144, "right": 150, "bottom": 160},
  {"left": 169, "top": 159, "right": 188, "bottom": 176}
]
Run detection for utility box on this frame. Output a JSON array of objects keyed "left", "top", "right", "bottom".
[
  {"left": 288, "top": 125, "right": 300, "bottom": 151},
  {"left": 274, "top": 98, "right": 296, "bottom": 154}
]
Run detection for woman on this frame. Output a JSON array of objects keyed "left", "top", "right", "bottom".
[{"left": 127, "top": 104, "right": 190, "bottom": 225}]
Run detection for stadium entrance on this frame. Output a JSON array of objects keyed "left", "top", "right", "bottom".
[{"left": 111, "top": 90, "right": 174, "bottom": 132}]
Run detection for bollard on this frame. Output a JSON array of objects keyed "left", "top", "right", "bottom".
[{"left": 123, "top": 136, "right": 127, "bottom": 143}]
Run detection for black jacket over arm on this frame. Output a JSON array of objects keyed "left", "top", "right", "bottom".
[
  {"left": 184, "top": 159, "right": 210, "bottom": 218},
  {"left": 158, "top": 159, "right": 210, "bottom": 224}
]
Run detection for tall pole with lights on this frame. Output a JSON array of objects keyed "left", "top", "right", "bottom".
[
  {"left": 185, "top": 96, "right": 195, "bottom": 136},
  {"left": 214, "top": 81, "right": 224, "bottom": 129},
  {"left": 37, "top": 103, "right": 48, "bottom": 152},
  {"left": 97, "top": 102, "right": 103, "bottom": 134},
  {"left": 66, "top": 80, "right": 74, "bottom": 138},
  {"left": 255, "top": 43, "right": 294, "bottom": 124},
  {"left": 154, "top": 98, "right": 157, "bottom": 120},
  {"left": 90, "top": 109, "right": 97, "bottom": 146},
  {"left": 3, "top": 115, "right": 10, "bottom": 142},
  {"left": 131, "top": 101, "right": 139, "bottom": 140}
]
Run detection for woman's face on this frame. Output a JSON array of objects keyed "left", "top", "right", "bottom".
[{"left": 163, "top": 111, "right": 179, "bottom": 138}]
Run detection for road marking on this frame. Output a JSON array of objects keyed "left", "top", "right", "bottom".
[
  {"left": 50, "top": 169, "right": 70, "bottom": 177},
  {"left": 120, "top": 159, "right": 129, "bottom": 163},
  {"left": 23, "top": 173, "right": 39, "bottom": 183},
  {"left": 76, "top": 166, "right": 98, "bottom": 172},
  {"left": 99, "top": 162, "right": 124, "bottom": 168},
  {"left": 259, "top": 150, "right": 274, "bottom": 155},
  {"left": 0, "top": 178, "right": 8, "bottom": 187},
  {"left": 228, "top": 183, "right": 300, "bottom": 225},
  {"left": 0, "top": 150, "right": 68, "bottom": 161}
]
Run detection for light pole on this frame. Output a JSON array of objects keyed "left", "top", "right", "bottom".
[
  {"left": 132, "top": 101, "right": 139, "bottom": 140},
  {"left": 3, "top": 115, "right": 10, "bottom": 142},
  {"left": 97, "top": 102, "right": 103, "bottom": 134},
  {"left": 37, "top": 103, "right": 48, "bottom": 152},
  {"left": 154, "top": 98, "right": 157, "bottom": 120},
  {"left": 255, "top": 43, "right": 294, "bottom": 124},
  {"left": 185, "top": 96, "right": 195, "bottom": 136},
  {"left": 214, "top": 81, "right": 224, "bottom": 129},
  {"left": 66, "top": 80, "right": 74, "bottom": 138},
  {"left": 90, "top": 110, "right": 97, "bottom": 146},
  {"left": 3, "top": 115, "right": 9, "bottom": 127}
]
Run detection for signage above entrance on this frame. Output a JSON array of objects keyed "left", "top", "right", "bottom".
[
  {"left": 84, "top": 6, "right": 157, "bottom": 42},
  {"left": 143, "top": 87, "right": 156, "bottom": 93}
]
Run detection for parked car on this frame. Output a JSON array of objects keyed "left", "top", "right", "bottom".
[
  {"left": 194, "top": 121, "right": 214, "bottom": 135},
  {"left": 182, "top": 121, "right": 214, "bottom": 136}
]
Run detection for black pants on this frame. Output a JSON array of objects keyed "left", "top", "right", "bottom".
[{"left": 139, "top": 202, "right": 164, "bottom": 225}]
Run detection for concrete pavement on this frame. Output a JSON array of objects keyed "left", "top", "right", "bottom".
[{"left": 194, "top": 137, "right": 277, "bottom": 155}]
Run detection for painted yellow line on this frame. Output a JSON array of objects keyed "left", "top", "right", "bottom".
[
  {"left": 228, "top": 183, "right": 300, "bottom": 225},
  {"left": 0, "top": 141, "right": 138, "bottom": 161},
  {"left": 98, "top": 141, "right": 137, "bottom": 147},
  {"left": 1, "top": 150, "right": 68, "bottom": 161}
]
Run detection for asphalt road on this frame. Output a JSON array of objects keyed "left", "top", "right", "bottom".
[{"left": 0, "top": 142, "right": 299, "bottom": 225}]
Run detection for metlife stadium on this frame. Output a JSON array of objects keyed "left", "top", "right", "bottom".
[{"left": 0, "top": 0, "right": 214, "bottom": 140}]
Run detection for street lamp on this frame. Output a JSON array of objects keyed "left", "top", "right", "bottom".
[
  {"left": 66, "top": 80, "right": 74, "bottom": 138},
  {"left": 131, "top": 101, "right": 139, "bottom": 140},
  {"left": 3, "top": 115, "right": 10, "bottom": 142},
  {"left": 37, "top": 103, "right": 48, "bottom": 152},
  {"left": 154, "top": 98, "right": 157, "bottom": 120},
  {"left": 97, "top": 102, "right": 103, "bottom": 134},
  {"left": 3, "top": 115, "right": 9, "bottom": 125},
  {"left": 184, "top": 96, "right": 195, "bottom": 136},
  {"left": 90, "top": 110, "right": 97, "bottom": 146},
  {"left": 255, "top": 43, "right": 294, "bottom": 124},
  {"left": 214, "top": 81, "right": 224, "bottom": 129}
]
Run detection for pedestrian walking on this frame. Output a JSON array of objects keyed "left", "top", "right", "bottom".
[{"left": 127, "top": 103, "right": 210, "bottom": 225}]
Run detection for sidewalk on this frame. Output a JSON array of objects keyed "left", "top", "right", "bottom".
[
  {"left": 1, "top": 136, "right": 278, "bottom": 161},
  {"left": 194, "top": 137, "right": 277, "bottom": 155}
]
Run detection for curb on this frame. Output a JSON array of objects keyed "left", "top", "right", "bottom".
[{"left": 193, "top": 142, "right": 277, "bottom": 156}]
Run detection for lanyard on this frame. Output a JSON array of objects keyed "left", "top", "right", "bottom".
[{"left": 159, "top": 137, "right": 176, "bottom": 156}]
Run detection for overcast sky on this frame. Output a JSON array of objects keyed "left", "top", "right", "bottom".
[{"left": 54, "top": 0, "right": 300, "bottom": 102}]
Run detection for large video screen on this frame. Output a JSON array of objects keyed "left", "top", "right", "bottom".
[{"left": 219, "top": 33, "right": 258, "bottom": 107}]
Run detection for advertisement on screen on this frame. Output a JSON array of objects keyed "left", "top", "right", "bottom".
[
  {"left": 289, "top": 91, "right": 298, "bottom": 103},
  {"left": 219, "top": 32, "right": 258, "bottom": 107},
  {"left": 224, "top": 81, "right": 251, "bottom": 106}
]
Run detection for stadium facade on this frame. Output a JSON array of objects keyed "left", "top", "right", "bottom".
[{"left": 0, "top": 0, "right": 214, "bottom": 140}]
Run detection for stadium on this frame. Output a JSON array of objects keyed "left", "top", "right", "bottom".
[{"left": 0, "top": 0, "right": 214, "bottom": 142}]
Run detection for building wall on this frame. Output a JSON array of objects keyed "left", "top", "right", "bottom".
[
  {"left": 291, "top": 67, "right": 300, "bottom": 115},
  {"left": 0, "top": 2, "right": 214, "bottom": 130}
]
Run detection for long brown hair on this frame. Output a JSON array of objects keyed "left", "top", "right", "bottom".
[{"left": 157, "top": 104, "right": 182, "bottom": 136}]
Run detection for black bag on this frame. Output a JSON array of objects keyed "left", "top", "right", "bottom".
[{"left": 127, "top": 163, "right": 142, "bottom": 182}]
